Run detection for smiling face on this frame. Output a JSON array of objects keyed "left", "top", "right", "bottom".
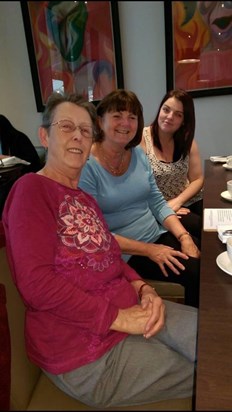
[
  {"left": 158, "top": 97, "right": 184, "bottom": 136},
  {"left": 99, "top": 110, "right": 138, "bottom": 148},
  {"left": 39, "top": 102, "right": 93, "bottom": 179}
]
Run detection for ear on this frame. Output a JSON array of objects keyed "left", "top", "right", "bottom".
[{"left": 38, "top": 126, "right": 49, "bottom": 148}]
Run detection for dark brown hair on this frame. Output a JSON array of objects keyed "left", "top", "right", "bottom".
[
  {"left": 151, "top": 89, "right": 195, "bottom": 158},
  {"left": 96, "top": 89, "right": 144, "bottom": 149}
]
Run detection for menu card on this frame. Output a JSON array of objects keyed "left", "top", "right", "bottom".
[{"left": 203, "top": 208, "right": 232, "bottom": 231}]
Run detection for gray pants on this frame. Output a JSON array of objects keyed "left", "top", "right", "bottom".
[{"left": 44, "top": 300, "right": 197, "bottom": 408}]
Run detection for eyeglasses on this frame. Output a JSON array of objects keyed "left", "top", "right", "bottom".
[{"left": 50, "top": 119, "right": 94, "bottom": 139}]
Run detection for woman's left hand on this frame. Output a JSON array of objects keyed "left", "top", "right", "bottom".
[{"left": 140, "top": 289, "right": 166, "bottom": 338}]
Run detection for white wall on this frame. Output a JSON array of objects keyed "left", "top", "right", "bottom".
[{"left": 0, "top": 1, "right": 231, "bottom": 161}]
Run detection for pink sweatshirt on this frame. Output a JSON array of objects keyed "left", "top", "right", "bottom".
[{"left": 3, "top": 174, "right": 141, "bottom": 374}]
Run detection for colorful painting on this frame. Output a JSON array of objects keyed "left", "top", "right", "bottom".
[
  {"left": 21, "top": 1, "right": 124, "bottom": 111},
  {"left": 165, "top": 1, "right": 232, "bottom": 97}
]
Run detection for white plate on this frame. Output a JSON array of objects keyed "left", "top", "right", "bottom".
[
  {"left": 216, "top": 251, "right": 232, "bottom": 276},
  {"left": 220, "top": 191, "right": 232, "bottom": 202},
  {"left": 222, "top": 164, "right": 232, "bottom": 171}
]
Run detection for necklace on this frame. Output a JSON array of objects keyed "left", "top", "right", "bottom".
[{"left": 100, "top": 145, "right": 125, "bottom": 176}]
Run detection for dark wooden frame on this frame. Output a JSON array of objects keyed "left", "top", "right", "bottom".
[
  {"left": 21, "top": 1, "right": 124, "bottom": 111},
  {"left": 164, "top": 1, "right": 232, "bottom": 98}
]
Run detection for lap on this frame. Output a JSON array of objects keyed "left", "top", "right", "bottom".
[
  {"left": 45, "top": 301, "right": 197, "bottom": 408},
  {"left": 128, "top": 232, "right": 200, "bottom": 307}
]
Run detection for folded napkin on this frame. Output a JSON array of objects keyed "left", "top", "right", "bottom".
[
  {"left": 218, "top": 225, "right": 232, "bottom": 243},
  {"left": 210, "top": 155, "right": 232, "bottom": 163},
  {"left": 0, "top": 156, "right": 30, "bottom": 167}
]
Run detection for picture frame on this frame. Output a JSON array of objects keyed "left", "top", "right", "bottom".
[
  {"left": 21, "top": 1, "right": 124, "bottom": 112},
  {"left": 164, "top": 1, "right": 232, "bottom": 98}
]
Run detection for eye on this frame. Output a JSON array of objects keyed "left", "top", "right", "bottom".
[
  {"left": 80, "top": 126, "right": 93, "bottom": 138},
  {"left": 162, "top": 106, "right": 169, "bottom": 113},
  {"left": 60, "top": 121, "right": 75, "bottom": 132}
]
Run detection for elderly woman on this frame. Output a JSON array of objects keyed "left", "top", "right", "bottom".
[{"left": 2, "top": 92, "right": 197, "bottom": 409}]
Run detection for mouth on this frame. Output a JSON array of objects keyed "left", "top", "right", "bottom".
[
  {"left": 67, "top": 148, "right": 83, "bottom": 154},
  {"left": 116, "top": 129, "right": 129, "bottom": 134}
]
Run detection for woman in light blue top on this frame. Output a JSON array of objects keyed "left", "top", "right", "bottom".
[{"left": 79, "top": 90, "right": 200, "bottom": 307}]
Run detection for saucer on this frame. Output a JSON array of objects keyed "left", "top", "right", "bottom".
[
  {"left": 216, "top": 251, "right": 232, "bottom": 276},
  {"left": 220, "top": 191, "right": 232, "bottom": 202},
  {"left": 222, "top": 164, "right": 232, "bottom": 171}
]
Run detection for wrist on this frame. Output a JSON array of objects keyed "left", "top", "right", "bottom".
[
  {"left": 138, "top": 282, "right": 155, "bottom": 300},
  {"left": 178, "top": 231, "right": 191, "bottom": 241}
]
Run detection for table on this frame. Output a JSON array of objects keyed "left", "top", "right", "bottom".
[{"left": 195, "top": 160, "right": 232, "bottom": 410}]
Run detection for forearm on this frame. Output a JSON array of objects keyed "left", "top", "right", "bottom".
[
  {"left": 163, "top": 214, "right": 192, "bottom": 240},
  {"left": 174, "top": 177, "right": 204, "bottom": 206},
  {"left": 114, "top": 233, "right": 149, "bottom": 256},
  {"left": 163, "top": 215, "right": 200, "bottom": 258}
]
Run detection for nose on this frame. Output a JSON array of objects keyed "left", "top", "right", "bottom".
[
  {"left": 120, "top": 116, "right": 130, "bottom": 126},
  {"left": 72, "top": 126, "right": 82, "bottom": 140},
  {"left": 167, "top": 111, "right": 174, "bottom": 119}
]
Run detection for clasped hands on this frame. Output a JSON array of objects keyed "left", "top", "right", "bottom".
[{"left": 112, "top": 289, "right": 165, "bottom": 339}]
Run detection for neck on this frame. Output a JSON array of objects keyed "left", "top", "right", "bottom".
[
  {"left": 37, "top": 165, "right": 79, "bottom": 189},
  {"left": 97, "top": 142, "right": 127, "bottom": 176}
]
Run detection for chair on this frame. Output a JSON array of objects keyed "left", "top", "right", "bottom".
[
  {"left": 0, "top": 283, "right": 11, "bottom": 411},
  {"left": 146, "top": 280, "right": 185, "bottom": 304},
  {"left": 35, "top": 146, "right": 47, "bottom": 168},
  {"left": 0, "top": 246, "right": 191, "bottom": 411}
]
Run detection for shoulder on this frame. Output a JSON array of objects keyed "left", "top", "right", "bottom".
[
  {"left": 8, "top": 173, "right": 48, "bottom": 197},
  {"left": 81, "top": 155, "right": 99, "bottom": 175},
  {"left": 134, "top": 146, "right": 151, "bottom": 168},
  {"left": 140, "top": 127, "right": 149, "bottom": 152},
  {"left": 190, "top": 139, "right": 201, "bottom": 155}
]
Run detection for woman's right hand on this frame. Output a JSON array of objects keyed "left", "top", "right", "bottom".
[
  {"left": 146, "top": 243, "right": 189, "bottom": 277},
  {"left": 110, "top": 297, "right": 165, "bottom": 337}
]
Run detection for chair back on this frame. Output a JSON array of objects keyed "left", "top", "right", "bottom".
[{"left": 0, "top": 247, "right": 41, "bottom": 410}]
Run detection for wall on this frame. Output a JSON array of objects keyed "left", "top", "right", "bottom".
[{"left": 0, "top": 1, "right": 231, "bottom": 162}]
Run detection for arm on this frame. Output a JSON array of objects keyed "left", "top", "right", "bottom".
[{"left": 168, "top": 140, "right": 204, "bottom": 212}]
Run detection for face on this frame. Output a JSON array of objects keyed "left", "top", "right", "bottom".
[
  {"left": 158, "top": 97, "right": 184, "bottom": 135},
  {"left": 39, "top": 102, "right": 93, "bottom": 175},
  {"left": 99, "top": 110, "right": 138, "bottom": 147}
]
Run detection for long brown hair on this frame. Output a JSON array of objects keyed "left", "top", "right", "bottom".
[{"left": 151, "top": 89, "right": 195, "bottom": 158}]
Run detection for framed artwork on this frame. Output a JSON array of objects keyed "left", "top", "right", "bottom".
[
  {"left": 21, "top": 1, "right": 124, "bottom": 112},
  {"left": 164, "top": 1, "right": 232, "bottom": 97}
]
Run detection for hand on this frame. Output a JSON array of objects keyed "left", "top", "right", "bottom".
[
  {"left": 176, "top": 207, "right": 191, "bottom": 216},
  {"left": 179, "top": 235, "right": 200, "bottom": 258},
  {"left": 146, "top": 243, "right": 189, "bottom": 277},
  {"left": 110, "top": 304, "right": 154, "bottom": 335},
  {"left": 167, "top": 198, "right": 184, "bottom": 213},
  {"left": 140, "top": 287, "right": 165, "bottom": 338}
]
